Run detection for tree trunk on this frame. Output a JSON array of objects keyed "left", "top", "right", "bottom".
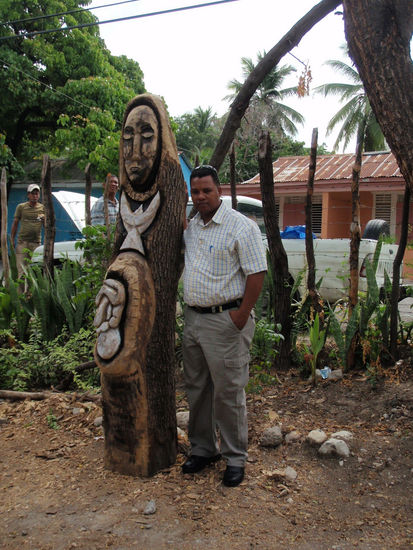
[
  {"left": 209, "top": 0, "right": 342, "bottom": 170},
  {"left": 258, "top": 132, "right": 291, "bottom": 369},
  {"left": 42, "top": 155, "right": 55, "bottom": 277},
  {"left": 348, "top": 128, "right": 363, "bottom": 319},
  {"left": 390, "top": 183, "right": 411, "bottom": 358},
  {"left": 305, "top": 129, "right": 323, "bottom": 317},
  {"left": 229, "top": 143, "right": 237, "bottom": 210},
  {"left": 343, "top": 0, "right": 413, "bottom": 193},
  {"left": 1, "top": 168, "right": 10, "bottom": 288},
  {"left": 347, "top": 123, "right": 365, "bottom": 370},
  {"left": 85, "top": 163, "right": 92, "bottom": 227},
  {"left": 95, "top": 94, "right": 186, "bottom": 477}
]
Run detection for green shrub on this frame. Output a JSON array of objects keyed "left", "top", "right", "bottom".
[{"left": 0, "top": 325, "right": 97, "bottom": 391}]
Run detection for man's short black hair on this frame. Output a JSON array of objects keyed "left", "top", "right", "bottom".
[{"left": 190, "top": 165, "right": 220, "bottom": 186}]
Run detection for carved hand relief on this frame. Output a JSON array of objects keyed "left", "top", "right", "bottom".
[
  {"left": 94, "top": 279, "right": 126, "bottom": 360},
  {"left": 120, "top": 192, "right": 160, "bottom": 254},
  {"left": 122, "top": 105, "right": 160, "bottom": 202}
]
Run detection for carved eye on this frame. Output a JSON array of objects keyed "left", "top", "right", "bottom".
[
  {"left": 141, "top": 125, "right": 154, "bottom": 141},
  {"left": 123, "top": 126, "right": 134, "bottom": 140}
]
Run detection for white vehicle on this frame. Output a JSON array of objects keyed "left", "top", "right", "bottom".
[
  {"left": 33, "top": 193, "right": 403, "bottom": 303},
  {"left": 32, "top": 191, "right": 97, "bottom": 264}
]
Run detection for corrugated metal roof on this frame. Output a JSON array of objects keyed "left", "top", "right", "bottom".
[{"left": 246, "top": 151, "right": 402, "bottom": 184}]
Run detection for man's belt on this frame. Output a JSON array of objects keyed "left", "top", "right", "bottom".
[{"left": 189, "top": 300, "right": 241, "bottom": 314}]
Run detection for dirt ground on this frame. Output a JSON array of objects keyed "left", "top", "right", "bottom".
[{"left": 1, "top": 363, "right": 413, "bottom": 550}]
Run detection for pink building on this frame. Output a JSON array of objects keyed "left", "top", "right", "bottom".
[{"left": 221, "top": 151, "right": 413, "bottom": 279}]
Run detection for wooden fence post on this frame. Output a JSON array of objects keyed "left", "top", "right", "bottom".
[
  {"left": 85, "top": 163, "right": 92, "bottom": 227},
  {"left": 41, "top": 155, "right": 55, "bottom": 276},
  {"left": 1, "top": 168, "right": 10, "bottom": 287}
]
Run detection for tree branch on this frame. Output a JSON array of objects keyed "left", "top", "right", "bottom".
[{"left": 210, "top": 0, "right": 342, "bottom": 170}]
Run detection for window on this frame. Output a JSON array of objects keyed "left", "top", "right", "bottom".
[{"left": 374, "top": 193, "right": 397, "bottom": 234}]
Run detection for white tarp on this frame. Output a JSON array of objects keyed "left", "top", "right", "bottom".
[{"left": 52, "top": 191, "right": 98, "bottom": 233}]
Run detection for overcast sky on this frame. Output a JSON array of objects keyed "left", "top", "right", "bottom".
[{"left": 90, "top": 0, "right": 354, "bottom": 151}]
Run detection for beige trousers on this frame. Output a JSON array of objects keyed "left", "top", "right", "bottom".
[
  {"left": 16, "top": 240, "right": 39, "bottom": 277},
  {"left": 183, "top": 306, "right": 255, "bottom": 467}
]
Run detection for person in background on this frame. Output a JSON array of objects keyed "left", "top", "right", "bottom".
[
  {"left": 182, "top": 165, "right": 267, "bottom": 487},
  {"left": 10, "top": 183, "right": 45, "bottom": 277},
  {"left": 91, "top": 174, "right": 119, "bottom": 226}
]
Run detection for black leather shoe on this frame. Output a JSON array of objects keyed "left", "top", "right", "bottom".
[
  {"left": 182, "top": 454, "right": 221, "bottom": 474},
  {"left": 222, "top": 465, "right": 245, "bottom": 487}
]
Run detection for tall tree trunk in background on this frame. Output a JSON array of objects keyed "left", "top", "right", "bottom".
[
  {"left": 305, "top": 129, "right": 323, "bottom": 317},
  {"left": 259, "top": 132, "right": 291, "bottom": 369},
  {"left": 1, "top": 168, "right": 10, "bottom": 288},
  {"left": 343, "top": 0, "right": 413, "bottom": 193},
  {"left": 390, "top": 184, "right": 411, "bottom": 358},
  {"left": 85, "top": 163, "right": 92, "bottom": 227},
  {"left": 347, "top": 122, "right": 365, "bottom": 370},
  {"left": 42, "top": 155, "right": 55, "bottom": 278},
  {"left": 344, "top": 0, "right": 413, "bottom": 361},
  {"left": 210, "top": 0, "right": 341, "bottom": 171},
  {"left": 229, "top": 143, "right": 237, "bottom": 210}
]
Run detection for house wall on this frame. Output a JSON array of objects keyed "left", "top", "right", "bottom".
[
  {"left": 321, "top": 192, "right": 351, "bottom": 238},
  {"left": 283, "top": 201, "right": 305, "bottom": 228}
]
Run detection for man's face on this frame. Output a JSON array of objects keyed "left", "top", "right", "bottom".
[
  {"left": 123, "top": 105, "right": 159, "bottom": 189},
  {"left": 190, "top": 175, "right": 222, "bottom": 223},
  {"left": 108, "top": 176, "right": 119, "bottom": 194},
  {"left": 28, "top": 189, "right": 40, "bottom": 205}
]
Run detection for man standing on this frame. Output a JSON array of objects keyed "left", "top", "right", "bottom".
[
  {"left": 182, "top": 165, "right": 267, "bottom": 487},
  {"left": 11, "top": 184, "right": 45, "bottom": 277},
  {"left": 91, "top": 174, "right": 119, "bottom": 226}
]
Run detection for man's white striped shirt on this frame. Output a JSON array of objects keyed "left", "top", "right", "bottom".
[{"left": 183, "top": 200, "right": 267, "bottom": 307}]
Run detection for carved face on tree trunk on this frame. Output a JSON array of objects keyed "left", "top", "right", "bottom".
[{"left": 123, "top": 105, "right": 159, "bottom": 191}]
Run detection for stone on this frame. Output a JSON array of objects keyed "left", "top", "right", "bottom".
[
  {"left": 93, "top": 416, "right": 103, "bottom": 427},
  {"left": 306, "top": 429, "right": 328, "bottom": 446},
  {"left": 284, "top": 466, "right": 298, "bottom": 482},
  {"left": 331, "top": 430, "right": 353, "bottom": 442},
  {"left": 318, "top": 438, "right": 350, "bottom": 458},
  {"left": 143, "top": 500, "right": 156, "bottom": 515},
  {"left": 285, "top": 430, "right": 301, "bottom": 444},
  {"left": 260, "top": 425, "right": 283, "bottom": 447},
  {"left": 72, "top": 408, "right": 84, "bottom": 415},
  {"left": 176, "top": 411, "right": 189, "bottom": 430}
]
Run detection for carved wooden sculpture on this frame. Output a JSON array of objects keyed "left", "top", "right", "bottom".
[{"left": 94, "top": 94, "right": 187, "bottom": 476}]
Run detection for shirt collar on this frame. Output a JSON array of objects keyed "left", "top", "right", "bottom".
[{"left": 194, "top": 199, "right": 228, "bottom": 226}]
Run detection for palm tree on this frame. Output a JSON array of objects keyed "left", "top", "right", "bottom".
[
  {"left": 314, "top": 57, "right": 386, "bottom": 152},
  {"left": 225, "top": 51, "right": 304, "bottom": 137}
]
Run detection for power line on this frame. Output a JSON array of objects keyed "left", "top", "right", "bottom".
[
  {"left": 0, "top": 0, "right": 239, "bottom": 42},
  {"left": 2, "top": 0, "right": 142, "bottom": 27}
]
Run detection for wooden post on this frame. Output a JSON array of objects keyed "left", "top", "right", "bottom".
[
  {"left": 85, "top": 163, "right": 92, "bottom": 227},
  {"left": 390, "top": 183, "right": 411, "bottom": 358},
  {"left": 229, "top": 143, "right": 237, "bottom": 211},
  {"left": 41, "top": 155, "right": 55, "bottom": 277},
  {"left": 104, "top": 173, "right": 110, "bottom": 239},
  {"left": 348, "top": 125, "right": 364, "bottom": 319},
  {"left": 1, "top": 168, "right": 10, "bottom": 288},
  {"left": 347, "top": 121, "right": 365, "bottom": 371},
  {"left": 94, "top": 94, "right": 187, "bottom": 476},
  {"left": 258, "top": 131, "right": 291, "bottom": 369},
  {"left": 305, "top": 129, "right": 323, "bottom": 318}
]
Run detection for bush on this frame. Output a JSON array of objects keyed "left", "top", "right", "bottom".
[{"left": 0, "top": 325, "right": 97, "bottom": 391}]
